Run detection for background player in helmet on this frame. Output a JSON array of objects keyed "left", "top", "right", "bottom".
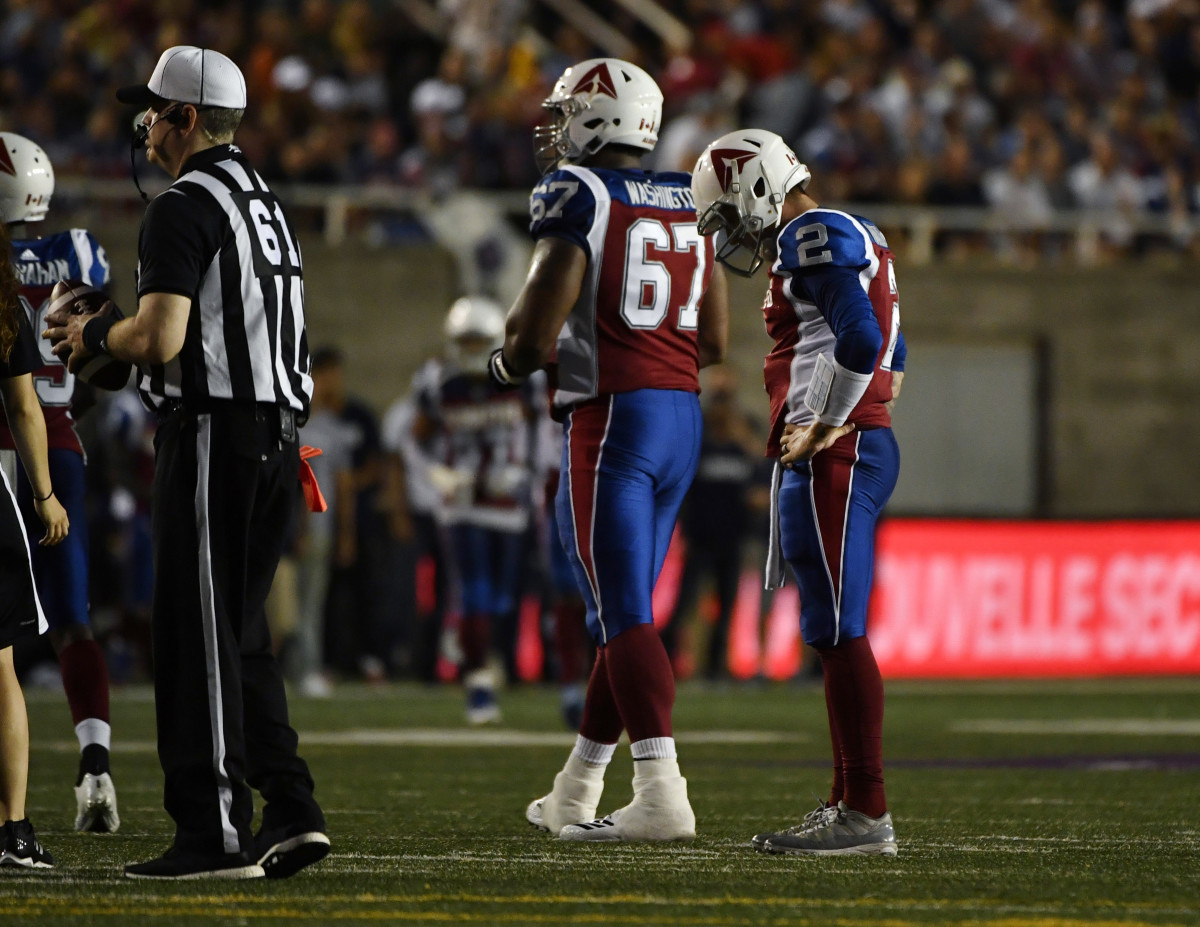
[
  {"left": 489, "top": 58, "right": 730, "bottom": 842},
  {"left": 413, "top": 296, "right": 543, "bottom": 723},
  {"left": 0, "top": 132, "right": 120, "bottom": 833},
  {"left": 692, "top": 128, "right": 905, "bottom": 856}
]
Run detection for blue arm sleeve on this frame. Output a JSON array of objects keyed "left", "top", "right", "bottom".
[
  {"left": 891, "top": 330, "right": 906, "bottom": 373},
  {"left": 801, "top": 267, "right": 883, "bottom": 374}
]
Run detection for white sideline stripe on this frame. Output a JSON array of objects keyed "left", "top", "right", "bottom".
[
  {"left": 33, "top": 729, "right": 797, "bottom": 752},
  {"left": 951, "top": 719, "right": 1200, "bottom": 735}
]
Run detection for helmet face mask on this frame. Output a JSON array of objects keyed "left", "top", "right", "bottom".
[
  {"left": 533, "top": 58, "right": 662, "bottom": 176},
  {"left": 0, "top": 132, "right": 55, "bottom": 224},
  {"left": 691, "top": 129, "right": 811, "bottom": 277},
  {"left": 698, "top": 196, "right": 769, "bottom": 277},
  {"left": 533, "top": 98, "right": 586, "bottom": 176}
]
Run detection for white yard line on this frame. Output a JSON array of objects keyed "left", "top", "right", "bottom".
[
  {"left": 951, "top": 719, "right": 1200, "bottom": 735},
  {"left": 31, "top": 729, "right": 799, "bottom": 752}
]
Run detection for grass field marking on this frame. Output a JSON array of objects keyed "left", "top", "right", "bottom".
[
  {"left": 1, "top": 900, "right": 1193, "bottom": 927},
  {"left": 31, "top": 729, "right": 797, "bottom": 752},
  {"left": 303, "top": 729, "right": 795, "bottom": 747},
  {"left": 33, "top": 891, "right": 1194, "bottom": 914},
  {"left": 950, "top": 719, "right": 1200, "bottom": 735}
]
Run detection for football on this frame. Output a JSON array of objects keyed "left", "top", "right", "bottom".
[{"left": 45, "top": 279, "right": 133, "bottom": 391}]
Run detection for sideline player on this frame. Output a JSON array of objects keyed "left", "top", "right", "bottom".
[
  {"left": 1, "top": 219, "right": 69, "bottom": 869},
  {"left": 692, "top": 129, "right": 905, "bottom": 855},
  {"left": 0, "top": 132, "right": 120, "bottom": 832},
  {"left": 412, "top": 297, "right": 542, "bottom": 723},
  {"left": 488, "top": 58, "right": 729, "bottom": 841}
]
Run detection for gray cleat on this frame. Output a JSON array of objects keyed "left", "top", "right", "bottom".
[
  {"left": 750, "top": 799, "right": 837, "bottom": 851},
  {"left": 763, "top": 801, "right": 897, "bottom": 856}
]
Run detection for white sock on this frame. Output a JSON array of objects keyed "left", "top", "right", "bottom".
[
  {"left": 75, "top": 718, "right": 111, "bottom": 752},
  {"left": 569, "top": 735, "right": 615, "bottom": 771},
  {"left": 630, "top": 736, "right": 676, "bottom": 761}
]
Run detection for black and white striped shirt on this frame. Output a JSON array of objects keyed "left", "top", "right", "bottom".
[{"left": 135, "top": 144, "right": 312, "bottom": 416}]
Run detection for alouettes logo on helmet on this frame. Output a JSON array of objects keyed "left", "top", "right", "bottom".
[
  {"left": 571, "top": 62, "right": 619, "bottom": 99},
  {"left": 0, "top": 145, "right": 16, "bottom": 177},
  {"left": 708, "top": 148, "right": 758, "bottom": 192}
]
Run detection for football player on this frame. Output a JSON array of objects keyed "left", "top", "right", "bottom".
[
  {"left": 488, "top": 58, "right": 730, "bottom": 841},
  {"left": 692, "top": 129, "right": 905, "bottom": 855},
  {"left": 413, "top": 297, "right": 543, "bottom": 724},
  {"left": 0, "top": 132, "right": 120, "bottom": 832}
]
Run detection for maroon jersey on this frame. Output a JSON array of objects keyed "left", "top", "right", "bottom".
[{"left": 528, "top": 166, "right": 714, "bottom": 410}]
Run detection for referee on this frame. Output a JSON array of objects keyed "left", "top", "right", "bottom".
[{"left": 47, "top": 46, "right": 328, "bottom": 881}]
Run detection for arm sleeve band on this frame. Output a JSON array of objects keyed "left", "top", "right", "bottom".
[
  {"left": 891, "top": 330, "right": 907, "bottom": 372},
  {"left": 804, "top": 353, "right": 874, "bottom": 426}
]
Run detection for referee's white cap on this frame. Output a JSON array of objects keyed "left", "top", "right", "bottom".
[{"left": 117, "top": 46, "right": 247, "bottom": 110}]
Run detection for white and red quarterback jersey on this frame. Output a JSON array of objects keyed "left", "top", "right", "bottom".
[
  {"left": 529, "top": 166, "right": 715, "bottom": 410},
  {"left": 762, "top": 208, "right": 906, "bottom": 457},
  {"left": 0, "top": 229, "right": 111, "bottom": 456}
]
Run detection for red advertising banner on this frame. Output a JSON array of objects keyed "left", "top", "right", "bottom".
[
  {"left": 870, "top": 520, "right": 1200, "bottom": 677},
  {"left": 510, "top": 519, "right": 1200, "bottom": 682}
]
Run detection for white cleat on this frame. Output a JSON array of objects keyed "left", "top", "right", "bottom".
[
  {"left": 75, "top": 771, "right": 120, "bottom": 833},
  {"left": 559, "top": 771, "right": 695, "bottom": 843},
  {"left": 526, "top": 766, "right": 604, "bottom": 835}
]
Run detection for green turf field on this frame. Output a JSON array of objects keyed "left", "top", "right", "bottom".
[{"left": 3, "top": 678, "right": 1198, "bottom": 925}]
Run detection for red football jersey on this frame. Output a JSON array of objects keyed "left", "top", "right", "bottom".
[{"left": 528, "top": 166, "right": 714, "bottom": 409}]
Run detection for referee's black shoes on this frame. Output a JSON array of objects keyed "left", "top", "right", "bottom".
[
  {"left": 124, "top": 847, "right": 265, "bottom": 880},
  {"left": 253, "top": 825, "right": 331, "bottom": 879}
]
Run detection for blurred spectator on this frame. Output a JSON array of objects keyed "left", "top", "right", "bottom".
[
  {"left": 660, "top": 368, "right": 761, "bottom": 682},
  {"left": 381, "top": 383, "right": 449, "bottom": 684},
  {"left": 1068, "top": 130, "right": 1147, "bottom": 256},
  {"left": 320, "top": 352, "right": 402, "bottom": 685},
  {"left": 291, "top": 348, "right": 359, "bottom": 697}
]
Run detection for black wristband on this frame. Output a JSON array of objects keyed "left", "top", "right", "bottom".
[
  {"left": 487, "top": 348, "right": 526, "bottom": 391},
  {"left": 32, "top": 488, "right": 54, "bottom": 502},
  {"left": 82, "top": 315, "right": 118, "bottom": 355}
]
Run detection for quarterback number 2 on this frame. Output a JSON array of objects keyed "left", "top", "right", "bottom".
[
  {"left": 794, "top": 223, "right": 833, "bottom": 266},
  {"left": 621, "top": 219, "right": 705, "bottom": 331}
]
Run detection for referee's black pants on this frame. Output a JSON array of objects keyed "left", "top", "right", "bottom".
[{"left": 151, "top": 403, "right": 324, "bottom": 857}]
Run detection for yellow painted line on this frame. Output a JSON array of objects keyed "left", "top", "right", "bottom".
[
  {"left": 7, "top": 892, "right": 1194, "bottom": 914},
  {"left": 0, "top": 905, "right": 1191, "bottom": 927}
]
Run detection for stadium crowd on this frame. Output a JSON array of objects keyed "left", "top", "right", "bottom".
[{"left": 2, "top": 0, "right": 1199, "bottom": 255}]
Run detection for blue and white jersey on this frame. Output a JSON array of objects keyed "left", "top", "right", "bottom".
[{"left": 762, "top": 208, "right": 905, "bottom": 454}]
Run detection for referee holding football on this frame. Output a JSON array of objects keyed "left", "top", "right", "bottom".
[{"left": 46, "top": 46, "right": 328, "bottom": 881}]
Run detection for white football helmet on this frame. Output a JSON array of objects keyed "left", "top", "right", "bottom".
[
  {"left": 0, "top": 132, "right": 54, "bottom": 224},
  {"left": 691, "top": 129, "right": 811, "bottom": 276},
  {"left": 533, "top": 58, "right": 663, "bottom": 175},
  {"left": 444, "top": 296, "right": 506, "bottom": 372}
]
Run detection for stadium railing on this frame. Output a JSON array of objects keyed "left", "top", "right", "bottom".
[{"left": 54, "top": 177, "right": 1194, "bottom": 264}]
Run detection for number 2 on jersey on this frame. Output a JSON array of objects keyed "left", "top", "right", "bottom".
[{"left": 621, "top": 218, "right": 705, "bottom": 331}]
